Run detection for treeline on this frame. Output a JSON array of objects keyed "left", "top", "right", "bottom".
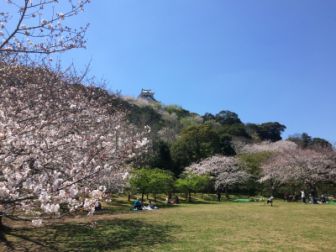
[
  {"left": 122, "top": 97, "right": 335, "bottom": 198},
  {"left": 125, "top": 97, "right": 333, "bottom": 175}
]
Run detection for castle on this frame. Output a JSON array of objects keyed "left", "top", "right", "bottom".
[{"left": 138, "top": 89, "right": 157, "bottom": 102}]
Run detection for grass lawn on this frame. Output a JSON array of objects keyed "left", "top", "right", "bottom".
[{"left": 1, "top": 198, "right": 336, "bottom": 251}]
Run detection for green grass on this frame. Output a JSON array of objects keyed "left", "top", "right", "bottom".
[{"left": 1, "top": 198, "right": 336, "bottom": 251}]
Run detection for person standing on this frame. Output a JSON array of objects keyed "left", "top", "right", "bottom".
[{"left": 301, "top": 190, "right": 306, "bottom": 203}]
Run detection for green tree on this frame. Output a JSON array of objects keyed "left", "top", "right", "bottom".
[
  {"left": 215, "top": 110, "right": 242, "bottom": 125},
  {"left": 310, "top": 138, "right": 333, "bottom": 151},
  {"left": 171, "top": 125, "right": 235, "bottom": 175},
  {"left": 129, "top": 168, "right": 175, "bottom": 202},
  {"left": 218, "top": 135, "right": 236, "bottom": 156},
  {"left": 146, "top": 140, "right": 174, "bottom": 171},
  {"left": 175, "top": 174, "right": 210, "bottom": 202},
  {"left": 202, "top": 112, "right": 215, "bottom": 122},
  {"left": 148, "top": 169, "right": 175, "bottom": 201},
  {"left": 247, "top": 122, "right": 286, "bottom": 142},
  {"left": 129, "top": 168, "right": 152, "bottom": 202},
  {"left": 218, "top": 124, "right": 251, "bottom": 140},
  {"left": 288, "top": 133, "right": 311, "bottom": 148},
  {"left": 238, "top": 152, "right": 273, "bottom": 194},
  {"left": 288, "top": 133, "right": 333, "bottom": 151}
]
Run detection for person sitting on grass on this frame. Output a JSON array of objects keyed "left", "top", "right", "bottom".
[
  {"left": 132, "top": 198, "right": 142, "bottom": 210},
  {"left": 267, "top": 196, "right": 274, "bottom": 206},
  {"left": 320, "top": 194, "right": 327, "bottom": 204},
  {"left": 143, "top": 200, "right": 159, "bottom": 210},
  {"left": 148, "top": 200, "right": 158, "bottom": 209}
]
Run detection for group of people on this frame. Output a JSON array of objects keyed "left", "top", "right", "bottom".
[
  {"left": 131, "top": 195, "right": 181, "bottom": 210},
  {"left": 284, "top": 190, "right": 329, "bottom": 204},
  {"left": 300, "top": 190, "right": 328, "bottom": 204},
  {"left": 267, "top": 190, "right": 329, "bottom": 207},
  {"left": 131, "top": 199, "right": 159, "bottom": 211}
]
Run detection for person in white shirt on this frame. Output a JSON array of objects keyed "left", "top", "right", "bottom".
[{"left": 301, "top": 190, "right": 306, "bottom": 203}]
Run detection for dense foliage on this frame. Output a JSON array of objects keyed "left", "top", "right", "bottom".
[
  {"left": 175, "top": 174, "right": 210, "bottom": 202},
  {"left": 288, "top": 133, "right": 333, "bottom": 151},
  {"left": 129, "top": 168, "right": 174, "bottom": 201},
  {"left": 171, "top": 124, "right": 235, "bottom": 175}
]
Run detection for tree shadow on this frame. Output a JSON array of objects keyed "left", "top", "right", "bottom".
[
  {"left": 1, "top": 225, "right": 15, "bottom": 251},
  {"left": 182, "top": 199, "right": 216, "bottom": 205},
  {"left": 3, "top": 219, "right": 177, "bottom": 252}
]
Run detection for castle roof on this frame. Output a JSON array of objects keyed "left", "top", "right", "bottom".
[{"left": 138, "top": 89, "right": 157, "bottom": 102}]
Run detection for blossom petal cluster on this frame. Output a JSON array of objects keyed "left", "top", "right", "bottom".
[
  {"left": 0, "top": 65, "right": 149, "bottom": 220},
  {"left": 186, "top": 155, "right": 250, "bottom": 190},
  {"left": 0, "top": 0, "right": 91, "bottom": 56},
  {"left": 260, "top": 148, "right": 336, "bottom": 186},
  {"left": 241, "top": 140, "right": 298, "bottom": 154}
]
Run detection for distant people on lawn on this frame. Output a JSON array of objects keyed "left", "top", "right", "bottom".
[
  {"left": 143, "top": 200, "right": 159, "bottom": 210},
  {"left": 131, "top": 198, "right": 161, "bottom": 211},
  {"left": 284, "top": 190, "right": 328, "bottom": 204},
  {"left": 320, "top": 194, "right": 327, "bottom": 204},
  {"left": 267, "top": 196, "right": 274, "bottom": 206},
  {"left": 301, "top": 190, "right": 306, "bottom": 203},
  {"left": 310, "top": 189, "right": 318, "bottom": 204},
  {"left": 148, "top": 200, "right": 158, "bottom": 209},
  {"left": 132, "top": 198, "right": 143, "bottom": 210}
]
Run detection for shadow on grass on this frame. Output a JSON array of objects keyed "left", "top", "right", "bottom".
[
  {"left": 181, "top": 199, "right": 217, "bottom": 205},
  {"left": 3, "top": 219, "right": 177, "bottom": 252},
  {"left": 94, "top": 201, "right": 179, "bottom": 215}
]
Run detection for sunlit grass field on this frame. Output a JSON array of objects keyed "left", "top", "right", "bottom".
[{"left": 2, "top": 197, "right": 336, "bottom": 251}]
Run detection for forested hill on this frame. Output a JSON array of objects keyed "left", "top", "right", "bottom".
[
  {"left": 1, "top": 64, "right": 331, "bottom": 178},
  {"left": 120, "top": 92, "right": 333, "bottom": 175}
]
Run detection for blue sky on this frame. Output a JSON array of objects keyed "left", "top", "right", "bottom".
[{"left": 60, "top": 0, "right": 336, "bottom": 144}]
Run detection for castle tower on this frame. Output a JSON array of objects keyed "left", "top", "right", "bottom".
[{"left": 138, "top": 89, "right": 157, "bottom": 102}]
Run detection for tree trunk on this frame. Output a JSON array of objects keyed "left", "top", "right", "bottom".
[
  {"left": 127, "top": 194, "right": 131, "bottom": 202},
  {"left": 309, "top": 184, "right": 318, "bottom": 204},
  {"left": 0, "top": 214, "right": 4, "bottom": 234},
  {"left": 141, "top": 193, "right": 144, "bottom": 203},
  {"left": 168, "top": 192, "right": 172, "bottom": 201},
  {"left": 0, "top": 216, "right": 4, "bottom": 243},
  {"left": 271, "top": 185, "right": 275, "bottom": 197},
  {"left": 270, "top": 179, "right": 276, "bottom": 196},
  {"left": 154, "top": 194, "right": 157, "bottom": 202},
  {"left": 217, "top": 191, "right": 221, "bottom": 202},
  {"left": 188, "top": 191, "right": 191, "bottom": 202},
  {"left": 146, "top": 194, "right": 149, "bottom": 200},
  {"left": 225, "top": 187, "right": 229, "bottom": 199}
]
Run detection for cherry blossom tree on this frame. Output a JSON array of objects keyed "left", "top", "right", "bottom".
[
  {"left": 238, "top": 141, "right": 298, "bottom": 192},
  {"left": 0, "top": 65, "right": 149, "bottom": 227},
  {"left": 100, "top": 169, "right": 131, "bottom": 194},
  {"left": 241, "top": 140, "right": 298, "bottom": 154},
  {"left": 260, "top": 148, "right": 336, "bottom": 194},
  {"left": 186, "top": 155, "right": 250, "bottom": 200},
  {"left": 0, "top": 0, "right": 90, "bottom": 57}
]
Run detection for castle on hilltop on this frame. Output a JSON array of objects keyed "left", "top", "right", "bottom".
[{"left": 138, "top": 89, "right": 157, "bottom": 102}]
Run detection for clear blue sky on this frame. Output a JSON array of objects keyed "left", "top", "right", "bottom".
[{"left": 61, "top": 0, "right": 336, "bottom": 144}]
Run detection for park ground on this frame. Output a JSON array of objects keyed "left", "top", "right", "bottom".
[{"left": 1, "top": 196, "right": 336, "bottom": 252}]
